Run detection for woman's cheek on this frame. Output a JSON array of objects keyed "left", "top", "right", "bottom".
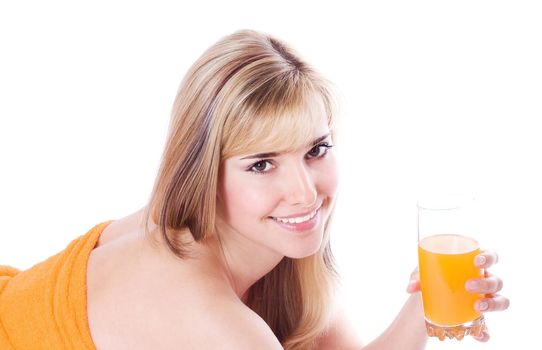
[
  {"left": 317, "top": 155, "right": 339, "bottom": 195},
  {"left": 235, "top": 177, "right": 280, "bottom": 217}
]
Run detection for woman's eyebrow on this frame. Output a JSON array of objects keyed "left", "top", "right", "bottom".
[{"left": 240, "top": 133, "right": 331, "bottom": 160}]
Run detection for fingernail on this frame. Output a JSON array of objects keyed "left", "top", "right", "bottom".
[
  {"left": 467, "top": 280, "right": 479, "bottom": 291},
  {"left": 474, "top": 333, "right": 486, "bottom": 340},
  {"left": 407, "top": 280, "right": 416, "bottom": 291},
  {"left": 475, "top": 255, "right": 486, "bottom": 266},
  {"left": 477, "top": 301, "right": 489, "bottom": 311}
]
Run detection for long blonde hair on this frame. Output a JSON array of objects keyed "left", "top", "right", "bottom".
[{"left": 146, "top": 29, "right": 339, "bottom": 349}]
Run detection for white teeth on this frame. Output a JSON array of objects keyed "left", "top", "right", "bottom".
[{"left": 274, "top": 208, "right": 318, "bottom": 224}]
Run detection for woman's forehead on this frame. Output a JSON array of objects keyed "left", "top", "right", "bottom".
[
  {"left": 235, "top": 122, "right": 332, "bottom": 159},
  {"left": 221, "top": 90, "right": 332, "bottom": 159}
]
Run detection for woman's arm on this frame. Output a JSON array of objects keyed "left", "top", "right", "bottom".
[
  {"left": 313, "top": 303, "right": 365, "bottom": 350},
  {"left": 361, "top": 293, "right": 427, "bottom": 350},
  {"left": 315, "top": 293, "right": 427, "bottom": 350},
  {"left": 314, "top": 293, "right": 427, "bottom": 350},
  {"left": 361, "top": 250, "right": 509, "bottom": 348},
  {"left": 316, "top": 250, "right": 509, "bottom": 349}
]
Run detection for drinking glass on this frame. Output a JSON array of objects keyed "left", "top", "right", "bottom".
[{"left": 417, "top": 195, "right": 486, "bottom": 340}]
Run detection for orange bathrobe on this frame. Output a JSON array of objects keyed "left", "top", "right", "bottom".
[{"left": 0, "top": 221, "right": 112, "bottom": 350}]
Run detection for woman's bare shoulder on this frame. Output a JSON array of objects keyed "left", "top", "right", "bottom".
[
  {"left": 94, "top": 209, "right": 146, "bottom": 248},
  {"left": 199, "top": 299, "right": 284, "bottom": 349},
  {"left": 87, "top": 219, "right": 281, "bottom": 349},
  {"left": 88, "top": 263, "right": 281, "bottom": 349}
]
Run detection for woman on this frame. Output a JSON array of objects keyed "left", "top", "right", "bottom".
[{"left": 0, "top": 29, "right": 508, "bottom": 349}]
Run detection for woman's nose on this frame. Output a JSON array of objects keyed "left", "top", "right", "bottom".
[{"left": 284, "top": 164, "right": 317, "bottom": 206}]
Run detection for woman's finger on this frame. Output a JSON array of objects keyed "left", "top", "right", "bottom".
[
  {"left": 466, "top": 276, "right": 503, "bottom": 294},
  {"left": 406, "top": 279, "right": 420, "bottom": 293},
  {"left": 410, "top": 267, "right": 419, "bottom": 280},
  {"left": 474, "top": 250, "right": 499, "bottom": 268},
  {"left": 473, "top": 328, "right": 490, "bottom": 342},
  {"left": 475, "top": 295, "right": 510, "bottom": 312},
  {"left": 406, "top": 267, "right": 420, "bottom": 293}
]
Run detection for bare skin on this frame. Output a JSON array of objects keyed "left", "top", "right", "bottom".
[
  {"left": 87, "top": 112, "right": 340, "bottom": 349},
  {"left": 87, "top": 208, "right": 282, "bottom": 349},
  {"left": 86, "top": 110, "right": 508, "bottom": 348},
  {"left": 87, "top": 208, "right": 508, "bottom": 349}
]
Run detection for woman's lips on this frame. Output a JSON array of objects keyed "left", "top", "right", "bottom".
[{"left": 270, "top": 206, "right": 321, "bottom": 233}]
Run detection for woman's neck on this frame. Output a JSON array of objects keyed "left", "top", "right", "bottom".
[
  {"left": 203, "top": 229, "right": 285, "bottom": 302},
  {"left": 141, "top": 207, "right": 284, "bottom": 302}
]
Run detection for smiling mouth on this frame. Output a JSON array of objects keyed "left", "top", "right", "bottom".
[{"left": 269, "top": 205, "right": 321, "bottom": 224}]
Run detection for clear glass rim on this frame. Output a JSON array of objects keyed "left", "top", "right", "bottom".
[{"left": 417, "top": 194, "right": 476, "bottom": 211}]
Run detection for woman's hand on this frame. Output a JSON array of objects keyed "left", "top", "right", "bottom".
[{"left": 406, "top": 250, "right": 510, "bottom": 342}]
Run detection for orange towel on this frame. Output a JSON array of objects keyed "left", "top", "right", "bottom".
[{"left": 0, "top": 221, "right": 112, "bottom": 350}]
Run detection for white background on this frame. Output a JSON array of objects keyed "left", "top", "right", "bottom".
[{"left": 1, "top": 1, "right": 540, "bottom": 349}]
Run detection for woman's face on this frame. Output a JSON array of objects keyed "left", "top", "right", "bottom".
[{"left": 217, "top": 111, "right": 338, "bottom": 259}]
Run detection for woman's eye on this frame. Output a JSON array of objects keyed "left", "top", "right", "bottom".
[
  {"left": 306, "top": 143, "right": 333, "bottom": 159},
  {"left": 249, "top": 160, "right": 273, "bottom": 173}
]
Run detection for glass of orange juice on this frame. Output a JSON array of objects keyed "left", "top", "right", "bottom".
[{"left": 417, "top": 195, "right": 486, "bottom": 340}]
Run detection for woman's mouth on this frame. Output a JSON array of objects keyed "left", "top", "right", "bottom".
[{"left": 269, "top": 205, "right": 322, "bottom": 233}]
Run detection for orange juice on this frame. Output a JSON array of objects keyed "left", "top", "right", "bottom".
[{"left": 418, "top": 234, "right": 484, "bottom": 326}]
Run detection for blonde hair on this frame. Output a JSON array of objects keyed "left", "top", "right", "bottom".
[{"left": 146, "top": 29, "right": 339, "bottom": 349}]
